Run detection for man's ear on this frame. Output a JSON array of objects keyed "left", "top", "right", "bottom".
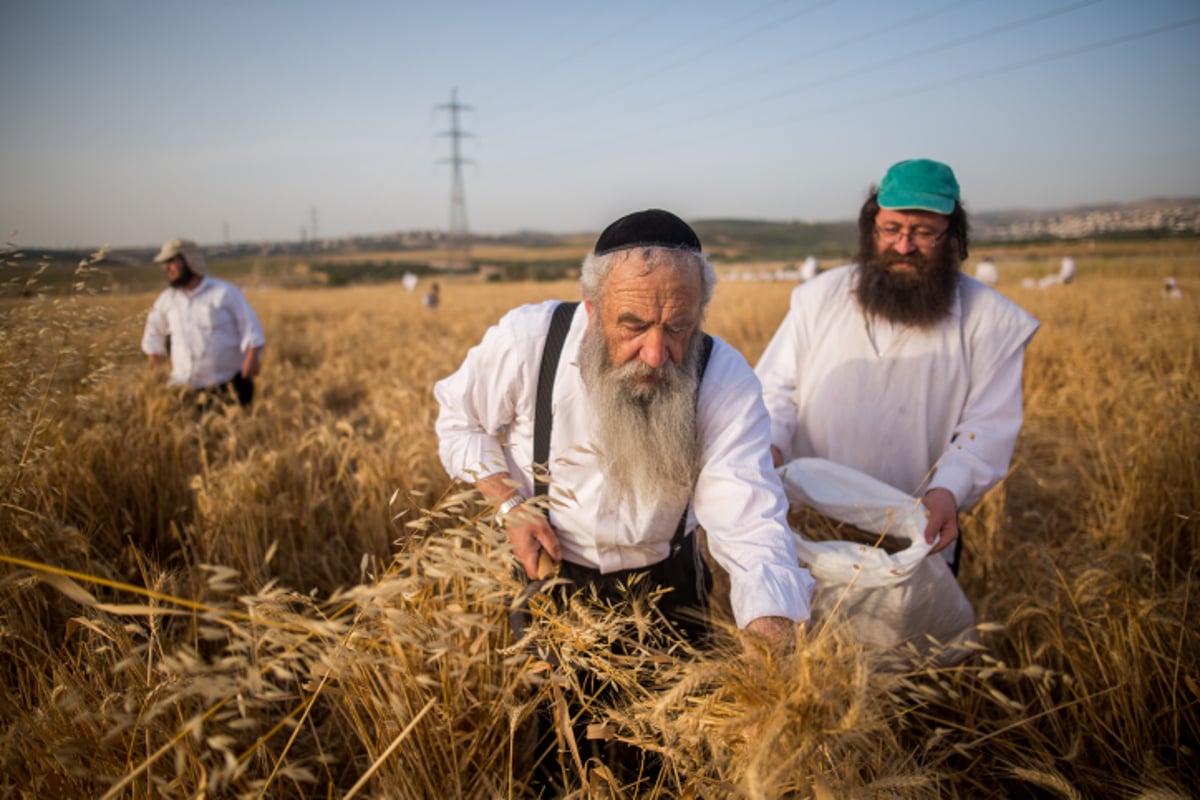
[{"left": 583, "top": 297, "right": 594, "bottom": 318}]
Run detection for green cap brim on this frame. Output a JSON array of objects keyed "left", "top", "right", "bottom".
[{"left": 877, "top": 189, "right": 957, "bottom": 215}]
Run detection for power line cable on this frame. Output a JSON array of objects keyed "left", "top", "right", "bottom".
[
  {"left": 719, "top": 0, "right": 1104, "bottom": 115},
  {"left": 546, "top": 0, "right": 981, "bottom": 146},
  {"left": 642, "top": 0, "right": 838, "bottom": 78},
  {"left": 472, "top": 0, "right": 688, "bottom": 111},
  {"left": 666, "top": 0, "right": 984, "bottom": 106},
  {"left": 526, "top": 0, "right": 1104, "bottom": 165},
  {"left": 800, "top": 13, "right": 1200, "bottom": 126},
  {"left": 627, "top": 13, "right": 1200, "bottom": 163},
  {"left": 499, "top": 0, "right": 840, "bottom": 132},
  {"left": 479, "top": 0, "right": 800, "bottom": 142}
]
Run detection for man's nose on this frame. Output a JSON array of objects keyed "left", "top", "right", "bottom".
[
  {"left": 891, "top": 233, "right": 917, "bottom": 254},
  {"left": 639, "top": 328, "right": 669, "bottom": 369}
]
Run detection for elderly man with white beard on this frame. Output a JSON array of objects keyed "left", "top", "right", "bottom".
[{"left": 434, "top": 209, "right": 813, "bottom": 645}]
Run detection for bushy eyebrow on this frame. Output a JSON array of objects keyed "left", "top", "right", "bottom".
[
  {"left": 878, "top": 223, "right": 943, "bottom": 232},
  {"left": 616, "top": 310, "right": 695, "bottom": 330}
]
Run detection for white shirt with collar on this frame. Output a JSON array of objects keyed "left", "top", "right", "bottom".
[
  {"left": 434, "top": 300, "right": 814, "bottom": 628},
  {"left": 755, "top": 265, "right": 1039, "bottom": 510},
  {"left": 141, "top": 276, "right": 266, "bottom": 389}
]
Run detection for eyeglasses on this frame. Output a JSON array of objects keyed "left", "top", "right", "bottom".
[{"left": 874, "top": 225, "right": 948, "bottom": 248}]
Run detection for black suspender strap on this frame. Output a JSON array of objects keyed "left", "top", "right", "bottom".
[
  {"left": 669, "top": 332, "right": 713, "bottom": 553},
  {"left": 696, "top": 333, "right": 714, "bottom": 382},
  {"left": 533, "top": 298, "right": 714, "bottom": 552},
  {"left": 533, "top": 301, "right": 579, "bottom": 500}
]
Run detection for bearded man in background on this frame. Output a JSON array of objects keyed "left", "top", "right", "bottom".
[
  {"left": 142, "top": 238, "right": 265, "bottom": 409},
  {"left": 755, "top": 159, "right": 1040, "bottom": 574},
  {"left": 434, "top": 209, "right": 813, "bottom": 644}
]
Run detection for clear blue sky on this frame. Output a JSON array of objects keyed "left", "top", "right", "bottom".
[{"left": 2, "top": 0, "right": 1198, "bottom": 249}]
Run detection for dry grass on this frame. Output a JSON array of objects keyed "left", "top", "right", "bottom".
[{"left": 1, "top": 247, "right": 1197, "bottom": 797}]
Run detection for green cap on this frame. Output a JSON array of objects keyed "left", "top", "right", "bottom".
[{"left": 877, "top": 159, "right": 960, "bottom": 215}]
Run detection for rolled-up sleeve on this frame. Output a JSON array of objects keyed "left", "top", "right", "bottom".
[
  {"left": 141, "top": 295, "right": 170, "bottom": 356},
  {"left": 230, "top": 289, "right": 266, "bottom": 352},
  {"left": 433, "top": 303, "right": 550, "bottom": 483},
  {"left": 695, "top": 341, "right": 814, "bottom": 628},
  {"left": 929, "top": 298, "right": 1039, "bottom": 509}
]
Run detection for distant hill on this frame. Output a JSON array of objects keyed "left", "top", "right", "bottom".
[
  {"left": 6, "top": 197, "right": 1196, "bottom": 295},
  {"left": 690, "top": 218, "right": 857, "bottom": 261},
  {"left": 691, "top": 197, "right": 1200, "bottom": 257},
  {"left": 972, "top": 196, "right": 1200, "bottom": 240},
  {"left": 689, "top": 197, "right": 1200, "bottom": 257}
]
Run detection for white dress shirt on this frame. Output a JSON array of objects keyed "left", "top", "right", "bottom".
[
  {"left": 755, "top": 266, "right": 1039, "bottom": 510},
  {"left": 141, "top": 276, "right": 266, "bottom": 389},
  {"left": 434, "top": 300, "right": 814, "bottom": 628}
]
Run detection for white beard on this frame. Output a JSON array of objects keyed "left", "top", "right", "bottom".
[{"left": 577, "top": 322, "right": 701, "bottom": 511}]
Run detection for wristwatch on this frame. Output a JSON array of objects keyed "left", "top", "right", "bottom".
[{"left": 494, "top": 494, "right": 526, "bottom": 525}]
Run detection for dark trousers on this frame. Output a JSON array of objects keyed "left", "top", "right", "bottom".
[
  {"left": 949, "top": 529, "right": 964, "bottom": 577},
  {"left": 527, "top": 534, "right": 713, "bottom": 795},
  {"left": 223, "top": 374, "right": 255, "bottom": 407},
  {"left": 188, "top": 375, "right": 254, "bottom": 411},
  {"left": 554, "top": 532, "right": 713, "bottom": 644}
]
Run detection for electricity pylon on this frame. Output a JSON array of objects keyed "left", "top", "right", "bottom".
[{"left": 436, "top": 87, "right": 473, "bottom": 272}]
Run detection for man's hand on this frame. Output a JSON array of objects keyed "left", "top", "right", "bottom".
[
  {"left": 742, "top": 615, "right": 795, "bottom": 649},
  {"left": 770, "top": 445, "right": 784, "bottom": 468},
  {"left": 922, "top": 487, "right": 959, "bottom": 554},
  {"left": 147, "top": 353, "right": 168, "bottom": 378},
  {"left": 506, "top": 504, "right": 561, "bottom": 579},
  {"left": 475, "top": 473, "right": 562, "bottom": 579},
  {"left": 241, "top": 347, "right": 263, "bottom": 379}
]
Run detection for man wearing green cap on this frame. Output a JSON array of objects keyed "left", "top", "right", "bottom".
[{"left": 755, "top": 159, "right": 1039, "bottom": 573}]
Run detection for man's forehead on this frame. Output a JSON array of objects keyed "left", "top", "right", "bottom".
[
  {"left": 606, "top": 248, "right": 699, "bottom": 282},
  {"left": 604, "top": 252, "right": 701, "bottom": 310},
  {"left": 876, "top": 207, "right": 948, "bottom": 227}
]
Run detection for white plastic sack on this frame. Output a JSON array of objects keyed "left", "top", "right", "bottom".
[{"left": 780, "top": 458, "right": 977, "bottom": 664}]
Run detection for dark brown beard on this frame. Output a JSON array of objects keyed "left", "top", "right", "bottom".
[
  {"left": 169, "top": 263, "right": 199, "bottom": 288},
  {"left": 852, "top": 245, "right": 961, "bottom": 328}
]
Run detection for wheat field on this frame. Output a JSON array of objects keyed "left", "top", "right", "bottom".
[{"left": 1, "top": 247, "right": 1197, "bottom": 798}]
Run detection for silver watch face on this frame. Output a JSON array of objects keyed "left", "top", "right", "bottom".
[{"left": 497, "top": 495, "right": 525, "bottom": 522}]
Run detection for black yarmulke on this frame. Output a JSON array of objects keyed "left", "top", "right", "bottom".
[{"left": 593, "top": 209, "right": 702, "bottom": 255}]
